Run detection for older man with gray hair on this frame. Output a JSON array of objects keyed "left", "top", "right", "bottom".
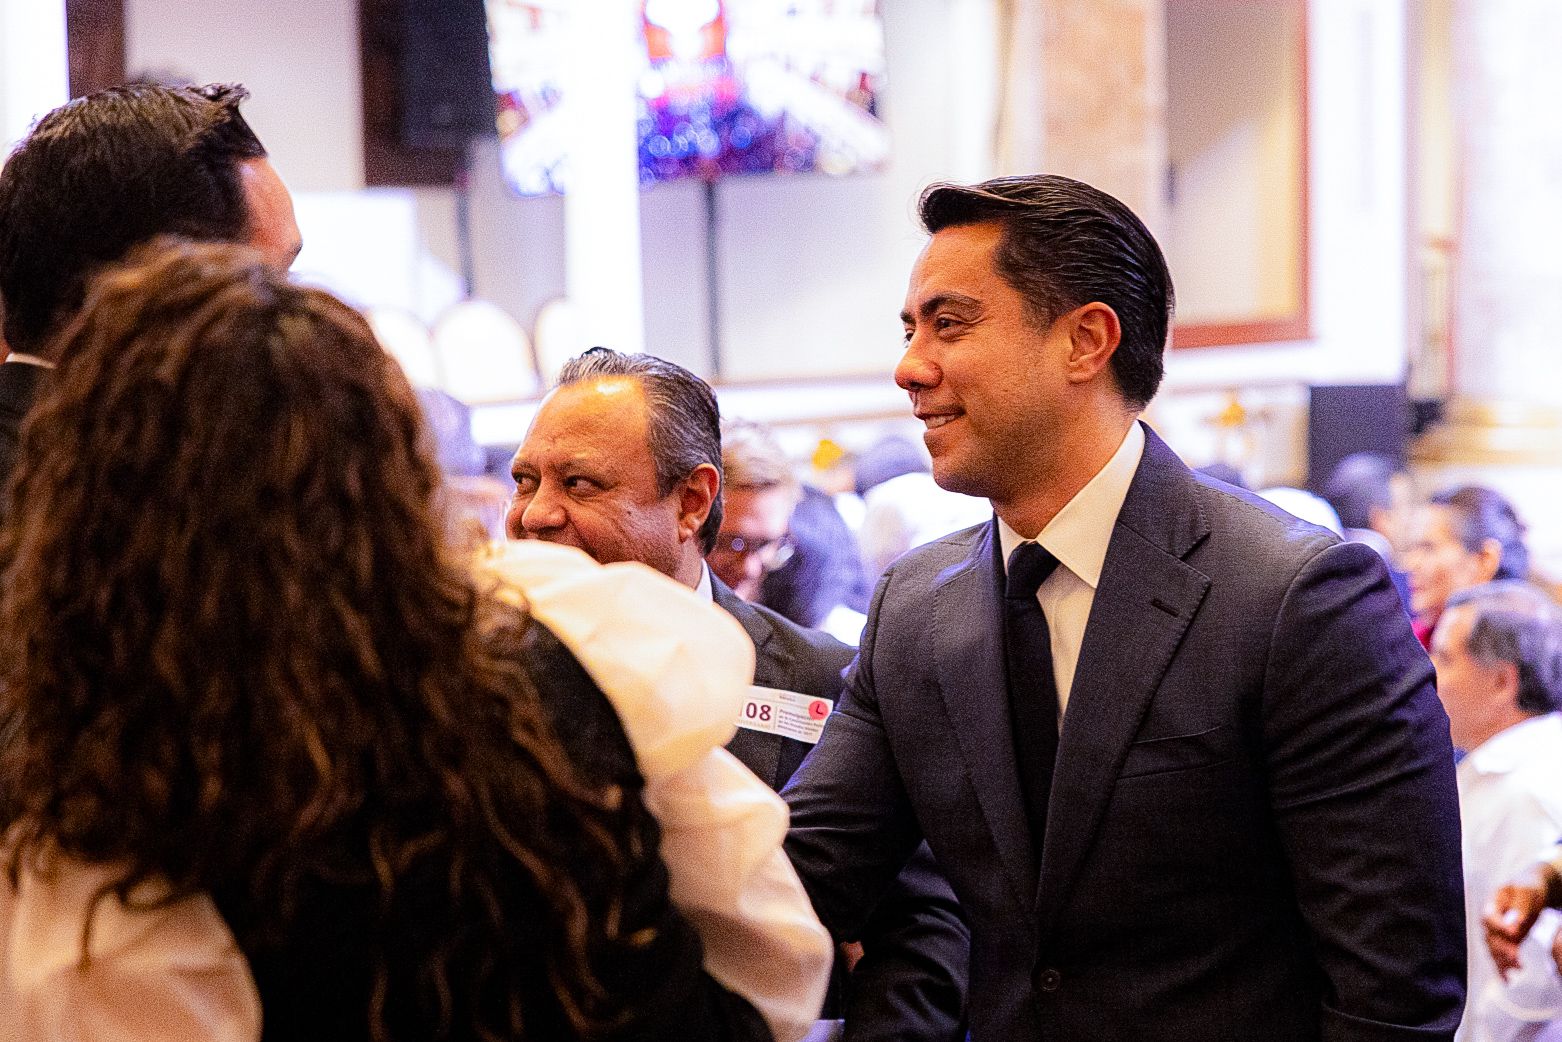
[{"left": 1429, "top": 580, "right": 1562, "bottom": 1042}]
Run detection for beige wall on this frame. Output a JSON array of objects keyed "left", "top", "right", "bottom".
[{"left": 1165, "top": 0, "right": 1303, "bottom": 324}]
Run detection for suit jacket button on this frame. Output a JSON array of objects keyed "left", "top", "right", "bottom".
[{"left": 1038, "top": 967, "right": 1062, "bottom": 993}]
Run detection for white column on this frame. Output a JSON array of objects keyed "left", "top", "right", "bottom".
[
  {"left": 560, "top": 0, "right": 645, "bottom": 355},
  {"left": 1447, "top": 0, "right": 1562, "bottom": 410},
  {"left": 0, "top": 0, "right": 69, "bottom": 159},
  {"left": 1413, "top": 0, "right": 1562, "bottom": 582}
]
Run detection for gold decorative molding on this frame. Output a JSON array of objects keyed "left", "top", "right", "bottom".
[{"left": 1411, "top": 397, "right": 1562, "bottom": 467}]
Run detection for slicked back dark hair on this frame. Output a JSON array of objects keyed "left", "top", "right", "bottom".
[
  {"left": 555, "top": 348, "right": 725, "bottom": 553},
  {"left": 918, "top": 174, "right": 1173, "bottom": 407},
  {"left": 0, "top": 82, "right": 266, "bottom": 353}
]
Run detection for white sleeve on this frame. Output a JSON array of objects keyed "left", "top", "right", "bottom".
[
  {"left": 481, "top": 541, "right": 834, "bottom": 1042},
  {"left": 1471, "top": 910, "right": 1562, "bottom": 1042},
  {"left": 1, "top": 857, "right": 260, "bottom": 1042}
]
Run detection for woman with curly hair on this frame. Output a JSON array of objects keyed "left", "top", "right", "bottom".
[{"left": 0, "top": 241, "right": 828, "bottom": 1042}]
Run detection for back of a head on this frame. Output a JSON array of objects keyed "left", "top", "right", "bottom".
[
  {"left": 1430, "top": 484, "right": 1530, "bottom": 581},
  {"left": 722, "top": 417, "right": 797, "bottom": 495},
  {"left": 0, "top": 240, "right": 652, "bottom": 1039},
  {"left": 1323, "top": 452, "right": 1401, "bottom": 531},
  {"left": 1446, "top": 580, "right": 1562, "bottom": 715},
  {"left": 760, "top": 484, "right": 867, "bottom": 629},
  {"left": 556, "top": 347, "right": 725, "bottom": 549},
  {"left": 0, "top": 83, "right": 265, "bottom": 354},
  {"left": 917, "top": 173, "right": 1174, "bottom": 409},
  {"left": 0, "top": 240, "right": 453, "bottom": 821}
]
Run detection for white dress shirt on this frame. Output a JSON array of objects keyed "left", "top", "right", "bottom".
[
  {"left": 1457, "top": 713, "right": 1562, "bottom": 1042},
  {"left": 997, "top": 421, "right": 1145, "bottom": 718}
]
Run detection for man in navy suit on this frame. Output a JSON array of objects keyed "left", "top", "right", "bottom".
[
  {"left": 506, "top": 347, "right": 968, "bottom": 1041},
  {"left": 781, "top": 175, "right": 1467, "bottom": 1041}
]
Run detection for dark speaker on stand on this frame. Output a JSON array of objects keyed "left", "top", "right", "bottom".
[
  {"left": 1306, "top": 383, "right": 1412, "bottom": 492},
  {"left": 398, "top": 0, "right": 496, "bottom": 150}
]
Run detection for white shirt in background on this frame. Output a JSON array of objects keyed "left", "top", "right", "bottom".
[{"left": 1457, "top": 713, "right": 1562, "bottom": 1042}]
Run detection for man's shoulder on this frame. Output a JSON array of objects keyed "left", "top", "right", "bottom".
[
  {"left": 746, "top": 599, "right": 856, "bottom": 679},
  {"left": 1183, "top": 470, "right": 1347, "bottom": 580},
  {"left": 879, "top": 520, "right": 990, "bottom": 585},
  {"left": 715, "top": 585, "right": 855, "bottom": 695}
]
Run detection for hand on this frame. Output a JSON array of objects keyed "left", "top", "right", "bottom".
[
  {"left": 1553, "top": 923, "right": 1562, "bottom": 978},
  {"left": 1484, "top": 863, "right": 1558, "bottom": 980}
]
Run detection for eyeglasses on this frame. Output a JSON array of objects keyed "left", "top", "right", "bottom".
[{"left": 712, "top": 532, "right": 796, "bottom": 572}]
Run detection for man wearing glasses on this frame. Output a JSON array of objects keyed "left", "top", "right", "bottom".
[{"left": 709, "top": 418, "right": 801, "bottom": 601}]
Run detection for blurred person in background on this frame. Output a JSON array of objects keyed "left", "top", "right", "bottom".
[
  {"left": 507, "top": 348, "right": 969, "bottom": 1041},
  {"left": 0, "top": 243, "right": 827, "bottom": 1042},
  {"left": 718, "top": 418, "right": 870, "bottom": 645},
  {"left": 1323, "top": 452, "right": 1416, "bottom": 605},
  {"left": 712, "top": 418, "right": 804, "bottom": 602},
  {"left": 0, "top": 83, "right": 301, "bottom": 507},
  {"left": 418, "top": 388, "right": 512, "bottom": 553},
  {"left": 858, "top": 470, "right": 990, "bottom": 580},
  {"left": 1407, "top": 485, "right": 1530, "bottom": 648},
  {"left": 760, "top": 484, "right": 871, "bottom": 645},
  {"left": 1323, "top": 452, "right": 1417, "bottom": 558},
  {"left": 1429, "top": 582, "right": 1562, "bottom": 1042}
]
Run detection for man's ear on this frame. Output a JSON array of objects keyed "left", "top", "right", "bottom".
[
  {"left": 676, "top": 463, "right": 721, "bottom": 544},
  {"left": 1063, "top": 301, "right": 1122, "bottom": 385},
  {"left": 1492, "top": 659, "right": 1522, "bottom": 705}
]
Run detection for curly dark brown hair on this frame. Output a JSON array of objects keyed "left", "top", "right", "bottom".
[{"left": 0, "top": 240, "right": 639, "bottom": 1040}]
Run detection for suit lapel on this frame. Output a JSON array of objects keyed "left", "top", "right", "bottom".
[
  {"left": 1036, "top": 427, "right": 1211, "bottom": 928},
  {"left": 933, "top": 520, "right": 1039, "bottom": 915},
  {"left": 712, "top": 578, "right": 786, "bottom": 788}
]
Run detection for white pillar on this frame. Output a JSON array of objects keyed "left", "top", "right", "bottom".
[
  {"left": 1413, "top": 0, "right": 1562, "bottom": 583},
  {"left": 560, "top": 0, "right": 645, "bottom": 355},
  {"left": 0, "top": 0, "right": 69, "bottom": 159}
]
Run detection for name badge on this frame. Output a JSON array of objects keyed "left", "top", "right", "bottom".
[{"left": 737, "top": 686, "right": 834, "bottom": 745}]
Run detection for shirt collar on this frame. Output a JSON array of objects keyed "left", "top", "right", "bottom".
[
  {"left": 1462, "top": 713, "right": 1562, "bottom": 778},
  {"left": 998, "top": 421, "right": 1145, "bottom": 587},
  {"left": 3, "top": 352, "right": 55, "bottom": 369},
  {"left": 695, "top": 561, "right": 714, "bottom": 602}
]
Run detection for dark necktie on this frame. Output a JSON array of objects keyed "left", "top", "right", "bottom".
[{"left": 1003, "top": 541, "right": 1061, "bottom": 862}]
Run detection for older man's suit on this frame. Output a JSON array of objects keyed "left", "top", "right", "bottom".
[
  {"left": 711, "top": 577, "right": 969, "bottom": 1042},
  {"left": 783, "top": 425, "right": 1466, "bottom": 1042}
]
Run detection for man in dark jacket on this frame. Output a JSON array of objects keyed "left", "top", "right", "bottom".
[
  {"left": 0, "top": 82, "right": 301, "bottom": 504},
  {"left": 506, "top": 346, "right": 968, "bottom": 1042}
]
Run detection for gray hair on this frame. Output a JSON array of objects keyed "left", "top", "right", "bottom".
[
  {"left": 1445, "top": 581, "right": 1562, "bottom": 716},
  {"left": 555, "top": 348, "right": 723, "bottom": 553}
]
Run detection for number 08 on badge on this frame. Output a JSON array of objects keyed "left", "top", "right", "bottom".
[{"left": 738, "top": 686, "right": 834, "bottom": 745}]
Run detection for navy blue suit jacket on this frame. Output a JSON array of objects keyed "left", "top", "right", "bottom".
[{"left": 784, "top": 425, "right": 1466, "bottom": 1041}]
